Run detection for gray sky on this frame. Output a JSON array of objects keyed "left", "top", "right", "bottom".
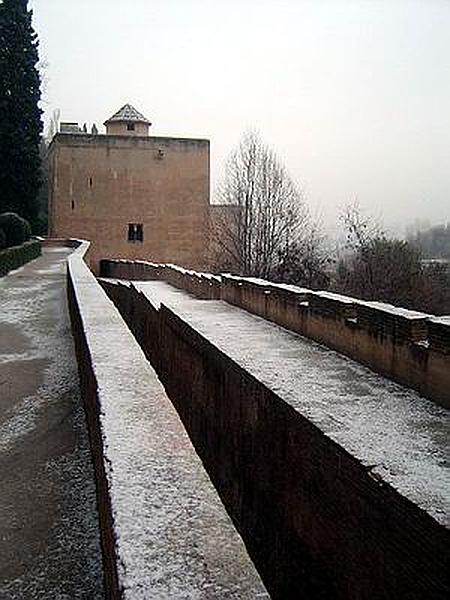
[{"left": 31, "top": 0, "right": 450, "bottom": 235}]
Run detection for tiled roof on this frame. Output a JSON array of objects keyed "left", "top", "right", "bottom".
[{"left": 104, "top": 103, "right": 150, "bottom": 124}]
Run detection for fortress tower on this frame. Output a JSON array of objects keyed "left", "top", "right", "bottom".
[
  {"left": 104, "top": 103, "right": 151, "bottom": 137},
  {"left": 48, "top": 103, "right": 210, "bottom": 272}
]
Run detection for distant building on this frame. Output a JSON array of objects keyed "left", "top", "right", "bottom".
[
  {"left": 59, "top": 122, "right": 83, "bottom": 134},
  {"left": 48, "top": 103, "right": 210, "bottom": 273}
]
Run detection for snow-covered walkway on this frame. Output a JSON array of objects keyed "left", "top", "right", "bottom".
[
  {"left": 0, "top": 248, "right": 104, "bottom": 598},
  {"left": 134, "top": 280, "right": 450, "bottom": 527}
]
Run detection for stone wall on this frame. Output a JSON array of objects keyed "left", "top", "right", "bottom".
[
  {"left": 66, "top": 241, "right": 268, "bottom": 599},
  {"left": 100, "top": 276, "right": 450, "bottom": 600},
  {"left": 106, "top": 122, "right": 149, "bottom": 137},
  {"left": 100, "top": 258, "right": 221, "bottom": 299},
  {"left": 100, "top": 259, "right": 450, "bottom": 408},
  {"left": 48, "top": 133, "right": 210, "bottom": 273}
]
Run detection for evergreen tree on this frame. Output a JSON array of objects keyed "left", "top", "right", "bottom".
[{"left": 0, "top": 0, "right": 43, "bottom": 227}]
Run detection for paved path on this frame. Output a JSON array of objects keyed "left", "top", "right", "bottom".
[{"left": 0, "top": 248, "right": 104, "bottom": 599}]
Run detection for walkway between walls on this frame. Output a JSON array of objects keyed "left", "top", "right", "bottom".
[
  {"left": 101, "top": 276, "right": 449, "bottom": 599},
  {"left": 131, "top": 280, "right": 449, "bottom": 524},
  {"left": 0, "top": 247, "right": 104, "bottom": 599}
]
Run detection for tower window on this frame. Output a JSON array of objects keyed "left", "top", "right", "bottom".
[
  {"left": 71, "top": 200, "right": 75, "bottom": 210},
  {"left": 127, "top": 123, "right": 135, "bottom": 131},
  {"left": 128, "top": 223, "right": 143, "bottom": 242},
  {"left": 89, "top": 176, "right": 93, "bottom": 187}
]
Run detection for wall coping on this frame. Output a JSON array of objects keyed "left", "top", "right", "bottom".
[
  {"left": 67, "top": 243, "right": 268, "bottom": 598},
  {"left": 102, "top": 258, "right": 444, "bottom": 330}
]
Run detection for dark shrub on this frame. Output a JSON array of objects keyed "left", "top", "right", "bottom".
[
  {"left": 0, "top": 228, "right": 6, "bottom": 250},
  {"left": 0, "top": 240, "right": 41, "bottom": 277},
  {"left": 0, "top": 212, "right": 32, "bottom": 247}
]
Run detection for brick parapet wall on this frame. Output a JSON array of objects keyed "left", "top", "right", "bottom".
[
  {"left": 100, "top": 258, "right": 221, "bottom": 299},
  {"left": 100, "top": 277, "right": 450, "bottom": 600},
  {"left": 41, "top": 237, "right": 84, "bottom": 248},
  {"left": 67, "top": 244, "right": 268, "bottom": 599},
  {"left": 66, "top": 241, "right": 121, "bottom": 598},
  {"left": 100, "top": 259, "right": 450, "bottom": 408}
]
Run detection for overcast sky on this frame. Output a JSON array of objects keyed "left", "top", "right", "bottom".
[{"left": 30, "top": 0, "right": 449, "bottom": 236}]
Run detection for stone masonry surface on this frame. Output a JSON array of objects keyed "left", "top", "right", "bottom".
[
  {"left": 99, "top": 259, "right": 450, "bottom": 407},
  {"left": 68, "top": 244, "right": 269, "bottom": 598},
  {"left": 101, "top": 276, "right": 449, "bottom": 597},
  {"left": 48, "top": 133, "right": 210, "bottom": 273},
  {"left": 134, "top": 280, "right": 450, "bottom": 526},
  {"left": 0, "top": 248, "right": 104, "bottom": 598}
]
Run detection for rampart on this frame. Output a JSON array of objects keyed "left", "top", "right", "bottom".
[
  {"left": 48, "top": 132, "right": 210, "bottom": 274},
  {"left": 20, "top": 245, "right": 446, "bottom": 597},
  {"left": 99, "top": 275, "right": 450, "bottom": 600},
  {"left": 100, "top": 258, "right": 450, "bottom": 408},
  {"left": 53, "top": 240, "right": 267, "bottom": 598}
]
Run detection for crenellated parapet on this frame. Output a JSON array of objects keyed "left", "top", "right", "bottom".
[
  {"left": 100, "top": 258, "right": 450, "bottom": 407},
  {"left": 99, "top": 267, "right": 450, "bottom": 599}
]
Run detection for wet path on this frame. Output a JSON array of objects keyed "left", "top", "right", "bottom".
[{"left": 0, "top": 248, "right": 104, "bottom": 598}]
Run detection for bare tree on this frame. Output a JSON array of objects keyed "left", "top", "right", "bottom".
[
  {"left": 337, "top": 200, "right": 383, "bottom": 296},
  {"left": 273, "top": 222, "right": 333, "bottom": 289},
  {"left": 340, "top": 200, "right": 382, "bottom": 252},
  {"left": 213, "top": 131, "right": 312, "bottom": 278},
  {"left": 334, "top": 202, "right": 450, "bottom": 313}
]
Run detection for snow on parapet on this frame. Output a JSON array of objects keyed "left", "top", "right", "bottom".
[
  {"left": 429, "top": 315, "right": 450, "bottom": 326},
  {"left": 221, "top": 274, "right": 310, "bottom": 295},
  {"left": 102, "top": 278, "right": 450, "bottom": 529},
  {"left": 221, "top": 273, "right": 436, "bottom": 321},
  {"left": 99, "top": 259, "right": 441, "bottom": 321},
  {"left": 315, "top": 290, "right": 358, "bottom": 305},
  {"left": 99, "top": 259, "right": 449, "bottom": 359},
  {"left": 221, "top": 275, "right": 433, "bottom": 319},
  {"left": 68, "top": 250, "right": 269, "bottom": 598}
]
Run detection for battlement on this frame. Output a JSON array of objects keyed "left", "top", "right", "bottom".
[
  {"left": 100, "top": 258, "right": 450, "bottom": 407},
  {"left": 99, "top": 260, "right": 449, "bottom": 598},
  {"left": 16, "top": 244, "right": 446, "bottom": 598}
]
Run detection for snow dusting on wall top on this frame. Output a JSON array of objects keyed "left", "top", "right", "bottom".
[
  {"left": 135, "top": 281, "right": 449, "bottom": 528},
  {"left": 68, "top": 249, "right": 269, "bottom": 598}
]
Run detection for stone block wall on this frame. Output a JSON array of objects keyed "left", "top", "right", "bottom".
[
  {"left": 221, "top": 277, "right": 450, "bottom": 408},
  {"left": 100, "top": 277, "right": 450, "bottom": 600},
  {"left": 67, "top": 242, "right": 268, "bottom": 599},
  {"left": 48, "top": 133, "right": 210, "bottom": 274},
  {"left": 100, "top": 260, "right": 450, "bottom": 408},
  {"left": 100, "top": 259, "right": 221, "bottom": 299}
]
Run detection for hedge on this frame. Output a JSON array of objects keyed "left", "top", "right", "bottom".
[
  {"left": 0, "top": 240, "right": 42, "bottom": 277},
  {"left": 0, "top": 212, "right": 31, "bottom": 247}
]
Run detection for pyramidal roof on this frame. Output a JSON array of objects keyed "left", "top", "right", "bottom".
[{"left": 104, "top": 103, "right": 151, "bottom": 125}]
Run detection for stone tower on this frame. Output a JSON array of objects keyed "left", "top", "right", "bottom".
[
  {"left": 104, "top": 103, "right": 152, "bottom": 137},
  {"left": 48, "top": 103, "right": 210, "bottom": 273}
]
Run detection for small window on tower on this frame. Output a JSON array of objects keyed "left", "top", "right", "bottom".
[
  {"left": 127, "top": 123, "right": 135, "bottom": 131},
  {"left": 128, "top": 223, "right": 143, "bottom": 243}
]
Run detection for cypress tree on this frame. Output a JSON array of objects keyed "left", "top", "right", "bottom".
[{"left": 0, "top": 0, "right": 43, "bottom": 227}]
